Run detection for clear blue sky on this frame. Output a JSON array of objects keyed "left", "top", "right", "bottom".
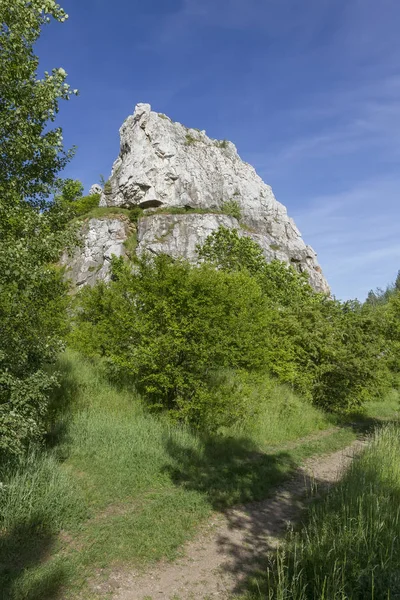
[{"left": 37, "top": 0, "right": 400, "bottom": 300}]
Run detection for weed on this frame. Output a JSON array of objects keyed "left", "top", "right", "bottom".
[
  {"left": 185, "top": 134, "right": 197, "bottom": 146},
  {"left": 221, "top": 199, "right": 241, "bottom": 220}
]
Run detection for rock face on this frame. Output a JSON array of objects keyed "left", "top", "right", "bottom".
[
  {"left": 89, "top": 183, "right": 103, "bottom": 196},
  {"left": 98, "top": 103, "right": 329, "bottom": 293},
  {"left": 61, "top": 217, "right": 132, "bottom": 288}
]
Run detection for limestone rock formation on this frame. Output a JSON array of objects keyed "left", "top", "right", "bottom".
[
  {"left": 61, "top": 217, "right": 132, "bottom": 288},
  {"left": 98, "top": 103, "right": 328, "bottom": 293},
  {"left": 89, "top": 183, "right": 103, "bottom": 196}
]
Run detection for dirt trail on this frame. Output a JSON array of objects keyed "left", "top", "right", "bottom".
[{"left": 105, "top": 440, "right": 364, "bottom": 600}]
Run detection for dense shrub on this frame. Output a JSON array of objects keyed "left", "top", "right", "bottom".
[
  {"left": 199, "top": 227, "right": 392, "bottom": 411},
  {"left": 70, "top": 237, "right": 393, "bottom": 426},
  {"left": 70, "top": 255, "right": 273, "bottom": 429}
]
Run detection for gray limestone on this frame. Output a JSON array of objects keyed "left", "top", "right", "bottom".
[{"left": 65, "top": 104, "right": 328, "bottom": 293}]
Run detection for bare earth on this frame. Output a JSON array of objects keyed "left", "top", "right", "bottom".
[{"left": 101, "top": 440, "right": 364, "bottom": 600}]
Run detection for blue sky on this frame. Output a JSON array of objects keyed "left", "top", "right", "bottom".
[{"left": 37, "top": 0, "right": 400, "bottom": 300}]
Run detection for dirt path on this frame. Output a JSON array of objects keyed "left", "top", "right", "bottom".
[{"left": 105, "top": 440, "right": 364, "bottom": 600}]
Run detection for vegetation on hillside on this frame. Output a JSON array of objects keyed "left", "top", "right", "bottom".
[
  {"left": 71, "top": 228, "right": 399, "bottom": 424},
  {"left": 0, "top": 350, "right": 362, "bottom": 599}
]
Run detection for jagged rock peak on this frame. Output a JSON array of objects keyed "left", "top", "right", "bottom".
[
  {"left": 97, "top": 103, "right": 329, "bottom": 293},
  {"left": 89, "top": 183, "right": 102, "bottom": 196}
]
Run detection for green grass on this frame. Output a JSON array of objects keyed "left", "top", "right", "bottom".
[
  {"left": 244, "top": 424, "right": 400, "bottom": 600},
  {"left": 150, "top": 205, "right": 221, "bottom": 216},
  {"left": 363, "top": 388, "right": 400, "bottom": 420},
  {"left": 0, "top": 352, "right": 395, "bottom": 599},
  {"left": 123, "top": 230, "right": 138, "bottom": 259},
  {"left": 74, "top": 206, "right": 133, "bottom": 222}
]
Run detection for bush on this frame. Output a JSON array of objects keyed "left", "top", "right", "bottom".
[
  {"left": 221, "top": 199, "right": 241, "bottom": 220},
  {"left": 70, "top": 227, "right": 394, "bottom": 426},
  {"left": 198, "top": 227, "right": 392, "bottom": 412},
  {"left": 71, "top": 193, "right": 101, "bottom": 216},
  {"left": 70, "top": 255, "right": 271, "bottom": 429}
]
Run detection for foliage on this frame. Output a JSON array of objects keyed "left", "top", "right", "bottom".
[
  {"left": 103, "top": 180, "right": 112, "bottom": 194},
  {"left": 198, "top": 226, "right": 267, "bottom": 274},
  {"left": 198, "top": 227, "right": 392, "bottom": 412},
  {"left": 0, "top": 0, "right": 75, "bottom": 462},
  {"left": 221, "top": 199, "right": 241, "bottom": 220},
  {"left": 55, "top": 178, "right": 100, "bottom": 217},
  {"left": 69, "top": 225, "right": 396, "bottom": 421},
  {"left": 70, "top": 255, "right": 271, "bottom": 429},
  {"left": 128, "top": 205, "right": 144, "bottom": 223},
  {"left": 123, "top": 231, "right": 138, "bottom": 260}
]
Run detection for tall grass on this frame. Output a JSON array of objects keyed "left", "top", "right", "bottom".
[
  {"left": 225, "top": 376, "right": 331, "bottom": 447},
  {"left": 0, "top": 452, "right": 86, "bottom": 600},
  {"left": 257, "top": 425, "right": 400, "bottom": 599}
]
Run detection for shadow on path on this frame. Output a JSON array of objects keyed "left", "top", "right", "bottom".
[{"left": 158, "top": 436, "right": 361, "bottom": 598}]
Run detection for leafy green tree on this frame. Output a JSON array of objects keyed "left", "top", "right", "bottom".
[
  {"left": 55, "top": 178, "right": 100, "bottom": 217},
  {"left": 198, "top": 227, "right": 392, "bottom": 412},
  {"left": 0, "top": 0, "right": 76, "bottom": 462},
  {"left": 70, "top": 255, "right": 271, "bottom": 429},
  {"left": 395, "top": 270, "right": 400, "bottom": 292}
]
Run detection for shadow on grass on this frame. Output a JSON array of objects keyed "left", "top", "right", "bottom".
[
  {"left": 163, "top": 431, "right": 364, "bottom": 597},
  {"left": 164, "top": 434, "right": 297, "bottom": 510},
  {"left": 44, "top": 358, "right": 81, "bottom": 454},
  {"left": 162, "top": 433, "right": 303, "bottom": 593},
  {"left": 342, "top": 414, "right": 400, "bottom": 436},
  {"left": 0, "top": 522, "right": 67, "bottom": 600}
]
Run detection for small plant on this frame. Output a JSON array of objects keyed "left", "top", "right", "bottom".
[
  {"left": 128, "top": 206, "right": 144, "bottom": 223},
  {"left": 221, "top": 199, "right": 241, "bottom": 220},
  {"left": 270, "top": 243, "right": 281, "bottom": 252},
  {"left": 104, "top": 180, "right": 112, "bottom": 195},
  {"left": 123, "top": 231, "right": 138, "bottom": 260},
  {"left": 185, "top": 134, "right": 197, "bottom": 146},
  {"left": 215, "top": 139, "right": 229, "bottom": 149}
]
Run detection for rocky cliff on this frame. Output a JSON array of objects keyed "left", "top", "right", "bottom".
[
  {"left": 65, "top": 103, "right": 329, "bottom": 292},
  {"left": 61, "top": 217, "right": 132, "bottom": 288}
]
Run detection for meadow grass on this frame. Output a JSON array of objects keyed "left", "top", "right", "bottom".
[
  {"left": 244, "top": 424, "right": 400, "bottom": 600},
  {"left": 0, "top": 350, "right": 394, "bottom": 599}
]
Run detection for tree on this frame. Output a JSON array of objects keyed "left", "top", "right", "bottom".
[
  {"left": 70, "top": 255, "right": 271, "bottom": 430},
  {"left": 395, "top": 270, "right": 400, "bottom": 292},
  {"left": 55, "top": 178, "right": 100, "bottom": 216},
  {"left": 0, "top": 0, "right": 76, "bottom": 462}
]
